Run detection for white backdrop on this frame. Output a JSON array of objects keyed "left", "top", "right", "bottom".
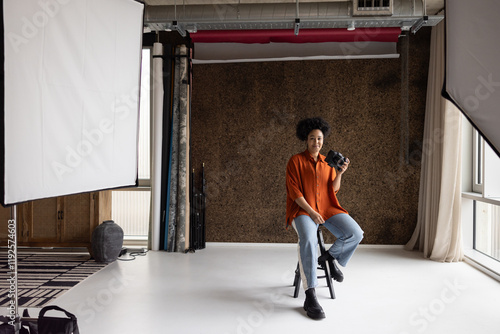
[{"left": 2, "top": 0, "right": 144, "bottom": 205}]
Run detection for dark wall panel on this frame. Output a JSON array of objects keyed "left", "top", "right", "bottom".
[{"left": 191, "top": 28, "right": 431, "bottom": 244}]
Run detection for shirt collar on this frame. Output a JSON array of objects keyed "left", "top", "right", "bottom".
[{"left": 303, "top": 150, "right": 326, "bottom": 163}]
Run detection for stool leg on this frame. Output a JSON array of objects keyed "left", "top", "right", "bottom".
[
  {"left": 293, "top": 262, "right": 300, "bottom": 298},
  {"left": 324, "top": 264, "right": 336, "bottom": 299},
  {"left": 317, "top": 229, "right": 336, "bottom": 299}
]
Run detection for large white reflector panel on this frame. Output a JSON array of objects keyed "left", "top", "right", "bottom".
[
  {"left": 2, "top": 0, "right": 144, "bottom": 205},
  {"left": 444, "top": 0, "right": 500, "bottom": 157}
]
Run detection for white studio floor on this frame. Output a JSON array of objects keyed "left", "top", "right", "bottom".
[{"left": 25, "top": 244, "right": 500, "bottom": 334}]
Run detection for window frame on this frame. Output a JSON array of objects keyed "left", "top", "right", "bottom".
[
  {"left": 472, "top": 129, "right": 483, "bottom": 193},
  {"left": 462, "top": 118, "right": 500, "bottom": 281},
  {"left": 111, "top": 47, "right": 152, "bottom": 242}
]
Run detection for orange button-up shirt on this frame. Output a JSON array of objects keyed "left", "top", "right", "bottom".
[{"left": 286, "top": 150, "right": 348, "bottom": 227}]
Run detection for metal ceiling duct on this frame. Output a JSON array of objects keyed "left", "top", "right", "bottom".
[{"left": 144, "top": 0, "right": 443, "bottom": 33}]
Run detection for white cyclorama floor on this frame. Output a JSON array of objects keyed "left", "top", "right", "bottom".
[{"left": 25, "top": 244, "right": 500, "bottom": 334}]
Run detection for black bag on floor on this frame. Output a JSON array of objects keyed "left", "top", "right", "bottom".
[
  {"left": 0, "top": 316, "right": 14, "bottom": 334},
  {"left": 22, "top": 309, "right": 38, "bottom": 334},
  {"left": 37, "top": 306, "right": 79, "bottom": 334},
  {"left": 0, "top": 315, "right": 30, "bottom": 334}
]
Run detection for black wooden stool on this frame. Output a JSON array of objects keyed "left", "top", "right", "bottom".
[{"left": 293, "top": 227, "right": 336, "bottom": 299}]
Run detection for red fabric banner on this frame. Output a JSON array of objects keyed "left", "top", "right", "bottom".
[{"left": 190, "top": 28, "right": 401, "bottom": 44}]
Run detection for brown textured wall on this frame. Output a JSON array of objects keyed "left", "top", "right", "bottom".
[{"left": 190, "top": 28, "right": 431, "bottom": 244}]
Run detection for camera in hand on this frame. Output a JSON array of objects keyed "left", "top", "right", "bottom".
[{"left": 325, "top": 150, "right": 347, "bottom": 172}]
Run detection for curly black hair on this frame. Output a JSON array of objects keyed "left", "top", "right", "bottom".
[{"left": 295, "top": 117, "right": 331, "bottom": 141}]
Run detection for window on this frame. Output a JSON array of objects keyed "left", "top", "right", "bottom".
[
  {"left": 470, "top": 133, "right": 500, "bottom": 262},
  {"left": 474, "top": 201, "right": 500, "bottom": 261},
  {"left": 472, "top": 130, "right": 483, "bottom": 193},
  {"left": 111, "top": 48, "right": 151, "bottom": 243},
  {"left": 462, "top": 118, "right": 500, "bottom": 278},
  {"left": 353, "top": 0, "right": 393, "bottom": 15}
]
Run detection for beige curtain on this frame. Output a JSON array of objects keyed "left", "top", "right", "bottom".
[{"left": 405, "top": 21, "right": 464, "bottom": 262}]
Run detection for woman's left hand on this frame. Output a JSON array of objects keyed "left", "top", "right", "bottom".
[{"left": 339, "top": 158, "right": 350, "bottom": 174}]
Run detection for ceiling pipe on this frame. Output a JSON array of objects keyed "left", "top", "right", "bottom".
[
  {"left": 144, "top": 0, "right": 443, "bottom": 32},
  {"left": 294, "top": 0, "right": 300, "bottom": 36}
]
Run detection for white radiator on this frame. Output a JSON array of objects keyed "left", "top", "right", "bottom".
[{"left": 111, "top": 190, "right": 151, "bottom": 237}]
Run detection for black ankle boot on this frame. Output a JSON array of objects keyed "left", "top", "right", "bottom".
[
  {"left": 318, "top": 252, "right": 344, "bottom": 282},
  {"left": 304, "top": 288, "right": 326, "bottom": 320}
]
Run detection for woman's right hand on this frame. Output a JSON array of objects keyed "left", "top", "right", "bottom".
[
  {"left": 293, "top": 197, "right": 325, "bottom": 225},
  {"left": 309, "top": 210, "right": 325, "bottom": 225}
]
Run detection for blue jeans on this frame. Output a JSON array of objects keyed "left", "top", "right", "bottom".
[{"left": 292, "top": 213, "right": 364, "bottom": 290}]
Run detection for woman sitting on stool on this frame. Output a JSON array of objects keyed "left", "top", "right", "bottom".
[{"left": 286, "top": 117, "right": 364, "bottom": 320}]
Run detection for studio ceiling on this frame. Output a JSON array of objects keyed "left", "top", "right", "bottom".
[{"left": 143, "top": 0, "right": 444, "bottom": 16}]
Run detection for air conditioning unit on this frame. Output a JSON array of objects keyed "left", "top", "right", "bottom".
[{"left": 353, "top": 0, "right": 394, "bottom": 16}]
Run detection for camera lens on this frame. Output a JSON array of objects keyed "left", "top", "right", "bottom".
[{"left": 325, "top": 150, "right": 346, "bottom": 171}]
